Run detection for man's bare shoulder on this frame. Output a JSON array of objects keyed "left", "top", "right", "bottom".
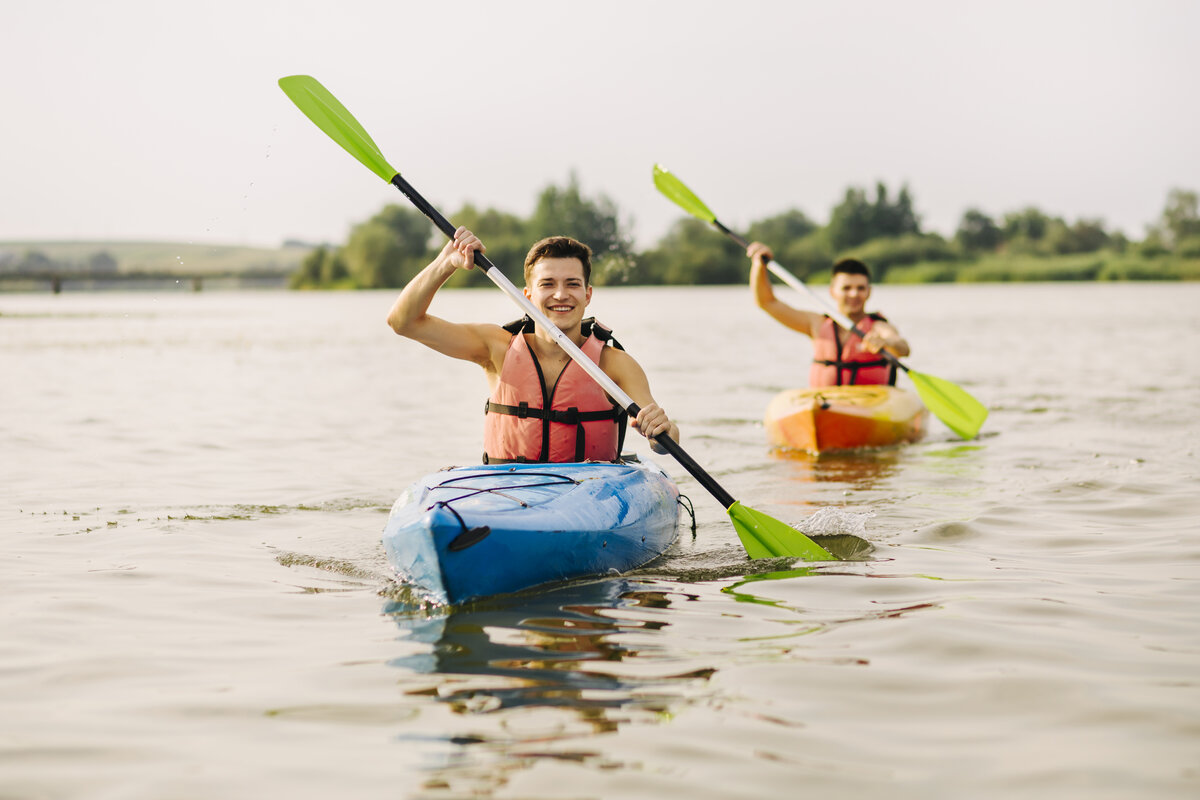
[
  {"left": 464, "top": 321, "right": 511, "bottom": 340},
  {"left": 598, "top": 345, "right": 646, "bottom": 378},
  {"left": 465, "top": 322, "right": 512, "bottom": 367},
  {"left": 762, "top": 298, "right": 824, "bottom": 337}
]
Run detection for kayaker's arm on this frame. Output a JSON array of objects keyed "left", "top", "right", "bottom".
[
  {"left": 599, "top": 348, "right": 680, "bottom": 453},
  {"left": 386, "top": 228, "right": 508, "bottom": 368},
  {"left": 860, "top": 320, "right": 911, "bottom": 358},
  {"left": 748, "top": 242, "right": 823, "bottom": 338}
]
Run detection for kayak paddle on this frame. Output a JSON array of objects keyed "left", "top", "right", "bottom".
[
  {"left": 652, "top": 164, "right": 988, "bottom": 440},
  {"left": 278, "top": 75, "right": 831, "bottom": 561}
]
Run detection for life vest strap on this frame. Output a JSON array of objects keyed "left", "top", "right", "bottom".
[
  {"left": 812, "top": 357, "right": 891, "bottom": 369},
  {"left": 484, "top": 400, "right": 622, "bottom": 424},
  {"left": 816, "top": 312, "right": 898, "bottom": 386},
  {"left": 500, "top": 315, "right": 625, "bottom": 351}
]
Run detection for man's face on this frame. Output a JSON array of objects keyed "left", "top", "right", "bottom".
[
  {"left": 829, "top": 272, "right": 871, "bottom": 316},
  {"left": 524, "top": 257, "right": 591, "bottom": 331}
]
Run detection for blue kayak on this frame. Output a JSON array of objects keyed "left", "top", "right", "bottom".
[{"left": 382, "top": 461, "right": 681, "bottom": 605}]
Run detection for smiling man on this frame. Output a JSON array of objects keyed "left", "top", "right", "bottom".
[
  {"left": 387, "top": 228, "right": 678, "bottom": 464},
  {"left": 746, "top": 242, "right": 910, "bottom": 387}
]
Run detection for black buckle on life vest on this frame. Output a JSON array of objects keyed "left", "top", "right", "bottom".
[
  {"left": 517, "top": 401, "right": 529, "bottom": 419},
  {"left": 483, "top": 453, "right": 533, "bottom": 464}
]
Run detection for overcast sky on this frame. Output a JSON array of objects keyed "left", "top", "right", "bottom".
[{"left": 2, "top": 0, "right": 1196, "bottom": 250}]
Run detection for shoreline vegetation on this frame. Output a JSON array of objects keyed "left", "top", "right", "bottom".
[{"left": 3, "top": 181, "right": 1198, "bottom": 291}]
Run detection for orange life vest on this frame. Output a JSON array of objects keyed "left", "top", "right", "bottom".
[
  {"left": 809, "top": 313, "right": 897, "bottom": 387},
  {"left": 483, "top": 317, "right": 626, "bottom": 464}
]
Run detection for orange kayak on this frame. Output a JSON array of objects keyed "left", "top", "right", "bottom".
[{"left": 764, "top": 386, "right": 929, "bottom": 454}]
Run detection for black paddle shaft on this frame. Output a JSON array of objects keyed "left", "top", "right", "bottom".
[
  {"left": 392, "top": 174, "right": 499, "bottom": 273},
  {"left": 390, "top": 173, "right": 739, "bottom": 510},
  {"left": 625, "top": 402, "right": 737, "bottom": 509}
]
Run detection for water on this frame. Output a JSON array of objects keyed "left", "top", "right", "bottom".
[{"left": 2, "top": 283, "right": 1198, "bottom": 799}]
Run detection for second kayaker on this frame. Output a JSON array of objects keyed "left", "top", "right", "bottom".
[
  {"left": 387, "top": 227, "right": 679, "bottom": 464},
  {"left": 746, "top": 242, "right": 911, "bottom": 387}
]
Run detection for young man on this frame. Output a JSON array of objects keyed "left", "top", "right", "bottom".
[
  {"left": 387, "top": 227, "right": 679, "bottom": 463},
  {"left": 747, "top": 242, "right": 910, "bottom": 387}
]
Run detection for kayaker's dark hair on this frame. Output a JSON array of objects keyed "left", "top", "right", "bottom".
[
  {"left": 832, "top": 258, "right": 872, "bottom": 281},
  {"left": 524, "top": 236, "right": 593, "bottom": 285}
]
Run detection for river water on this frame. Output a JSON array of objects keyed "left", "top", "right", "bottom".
[{"left": 2, "top": 282, "right": 1198, "bottom": 799}]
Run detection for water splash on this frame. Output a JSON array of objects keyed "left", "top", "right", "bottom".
[{"left": 795, "top": 506, "right": 875, "bottom": 537}]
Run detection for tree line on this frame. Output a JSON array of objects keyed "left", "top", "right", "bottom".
[
  {"left": 7, "top": 180, "right": 1193, "bottom": 287},
  {"left": 291, "top": 178, "right": 1200, "bottom": 289},
  {"left": 0, "top": 250, "right": 119, "bottom": 277}
]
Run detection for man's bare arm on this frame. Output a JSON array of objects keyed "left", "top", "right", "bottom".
[
  {"left": 600, "top": 348, "right": 679, "bottom": 452},
  {"left": 748, "top": 243, "right": 823, "bottom": 337},
  {"left": 385, "top": 228, "right": 507, "bottom": 367}
]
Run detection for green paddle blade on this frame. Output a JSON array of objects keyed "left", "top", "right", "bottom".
[
  {"left": 909, "top": 370, "right": 989, "bottom": 440},
  {"left": 728, "top": 501, "right": 833, "bottom": 561},
  {"left": 652, "top": 164, "right": 716, "bottom": 223},
  {"left": 278, "top": 75, "right": 397, "bottom": 183}
]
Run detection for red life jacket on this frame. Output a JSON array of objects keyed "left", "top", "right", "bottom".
[
  {"left": 483, "top": 317, "right": 627, "bottom": 464},
  {"left": 809, "top": 313, "right": 897, "bottom": 387}
]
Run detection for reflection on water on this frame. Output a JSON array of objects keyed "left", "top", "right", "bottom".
[
  {"left": 769, "top": 446, "right": 903, "bottom": 487},
  {"left": 386, "top": 579, "right": 691, "bottom": 711},
  {"left": 384, "top": 578, "right": 712, "bottom": 794}
]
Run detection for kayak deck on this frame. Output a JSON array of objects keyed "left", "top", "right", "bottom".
[
  {"left": 382, "top": 461, "right": 681, "bottom": 605},
  {"left": 765, "top": 386, "right": 929, "bottom": 454}
]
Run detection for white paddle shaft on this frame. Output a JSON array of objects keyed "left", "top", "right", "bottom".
[{"left": 483, "top": 267, "right": 638, "bottom": 411}]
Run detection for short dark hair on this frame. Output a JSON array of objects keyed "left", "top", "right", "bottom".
[
  {"left": 523, "top": 236, "right": 593, "bottom": 285},
  {"left": 832, "top": 258, "right": 872, "bottom": 281}
]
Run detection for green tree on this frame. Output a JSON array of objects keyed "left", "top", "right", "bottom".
[
  {"left": 826, "top": 187, "right": 873, "bottom": 251},
  {"left": 319, "top": 248, "right": 348, "bottom": 284},
  {"left": 877, "top": 184, "right": 920, "bottom": 238},
  {"left": 826, "top": 181, "right": 921, "bottom": 251},
  {"left": 743, "top": 209, "right": 825, "bottom": 279},
  {"left": 341, "top": 204, "right": 433, "bottom": 288},
  {"left": 1176, "top": 235, "right": 1200, "bottom": 259},
  {"left": 290, "top": 248, "right": 321, "bottom": 288},
  {"left": 446, "top": 203, "right": 528, "bottom": 287},
  {"left": 639, "top": 218, "right": 744, "bottom": 285},
  {"left": 955, "top": 208, "right": 1003, "bottom": 253},
  {"left": 1067, "top": 218, "right": 1110, "bottom": 253},
  {"left": 746, "top": 208, "right": 817, "bottom": 246},
  {"left": 841, "top": 234, "right": 958, "bottom": 281},
  {"left": 290, "top": 246, "right": 347, "bottom": 288},
  {"left": 1002, "top": 207, "right": 1051, "bottom": 243},
  {"left": 1138, "top": 228, "right": 1168, "bottom": 258},
  {"left": 777, "top": 232, "right": 836, "bottom": 280},
  {"left": 1159, "top": 188, "right": 1200, "bottom": 248},
  {"left": 1043, "top": 219, "right": 1077, "bottom": 254},
  {"left": 525, "top": 173, "right": 635, "bottom": 285}
]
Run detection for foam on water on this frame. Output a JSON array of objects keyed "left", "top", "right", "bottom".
[{"left": 795, "top": 505, "right": 877, "bottom": 537}]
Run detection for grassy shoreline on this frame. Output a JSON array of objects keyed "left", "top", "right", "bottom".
[
  {"left": 0, "top": 240, "right": 312, "bottom": 277},
  {"left": 882, "top": 252, "right": 1200, "bottom": 283},
  {"left": 2, "top": 240, "right": 1196, "bottom": 287}
]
